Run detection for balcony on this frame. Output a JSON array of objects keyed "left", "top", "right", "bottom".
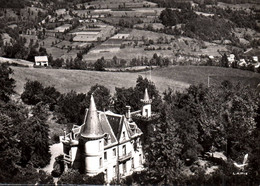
[{"left": 118, "top": 152, "right": 132, "bottom": 162}]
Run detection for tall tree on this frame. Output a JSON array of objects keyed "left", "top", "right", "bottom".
[
  {"left": 143, "top": 119, "right": 182, "bottom": 184},
  {"left": 113, "top": 87, "right": 136, "bottom": 114},
  {"left": 86, "top": 84, "right": 112, "bottom": 111},
  {"left": 94, "top": 57, "right": 105, "bottom": 71},
  {"left": 21, "top": 80, "right": 44, "bottom": 105},
  {"left": 220, "top": 54, "right": 229, "bottom": 67},
  {"left": 56, "top": 90, "right": 87, "bottom": 124},
  {"left": 0, "top": 63, "right": 15, "bottom": 102},
  {"left": 19, "top": 104, "right": 51, "bottom": 168},
  {"left": 113, "top": 76, "right": 162, "bottom": 114},
  {"left": 163, "top": 85, "right": 205, "bottom": 163}
]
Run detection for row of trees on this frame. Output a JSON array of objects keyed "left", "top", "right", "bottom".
[
  {"left": 93, "top": 54, "right": 172, "bottom": 71},
  {"left": 20, "top": 76, "right": 161, "bottom": 125}
]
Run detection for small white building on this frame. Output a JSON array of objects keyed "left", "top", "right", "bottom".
[
  {"left": 239, "top": 59, "right": 247, "bottom": 67},
  {"left": 227, "top": 54, "right": 235, "bottom": 63},
  {"left": 34, "top": 56, "right": 48, "bottom": 67},
  {"left": 253, "top": 56, "right": 258, "bottom": 63},
  {"left": 60, "top": 89, "right": 154, "bottom": 183}
]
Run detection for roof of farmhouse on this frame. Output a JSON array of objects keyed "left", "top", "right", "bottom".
[{"left": 35, "top": 56, "right": 48, "bottom": 62}]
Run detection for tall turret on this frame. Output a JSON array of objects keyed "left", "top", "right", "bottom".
[
  {"left": 79, "top": 94, "right": 105, "bottom": 175},
  {"left": 140, "top": 88, "right": 152, "bottom": 117},
  {"left": 81, "top": 94, "right": 104, "bottom": 139}
]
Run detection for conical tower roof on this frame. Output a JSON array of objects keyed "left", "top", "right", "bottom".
[
  {"left": 141, "top": 88, "right": 152, "bottom": 104},
  {"left": 81, "top": 94, "right": 104, "bottom": 139},
  {"left": 144, "top": 88, "right": 150, "bottom": 101}
]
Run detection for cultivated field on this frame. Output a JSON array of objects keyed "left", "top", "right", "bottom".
[
  {"left": 84, "top": 28, "right": 228, "bottom": 62},
  {"left": 11, "top": 66, "right": 260, "bottom": 97}
]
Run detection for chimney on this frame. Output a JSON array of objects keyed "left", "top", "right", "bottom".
[{"left": 126, "top": 106, "right": 131, "bottom": 121}]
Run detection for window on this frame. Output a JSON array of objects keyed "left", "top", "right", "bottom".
[
  {"left": 123, "top": 162, "right": 127, "bottom": 174},
  {"left": 145, "top": 109, "right": 148, "bottom": 116},
  {"left": 113, "top": 165, "right": 116, "bottom": 177},
  {"left": 104, "top": 151, "right": 107, "bottom": 160},
  {"left": 104, "top": 169, "right": 107, "bottom": 180},
  {"left": 131, "top": 158, "right": 134, "bottom": 168},
  {"left": 113, "top": 148, "right": 116, "bottom": 156},
  {"left": 104, "top": 134, "right": 111, "bottom": 144},
  {"left": 99, "top": 141, "right": 102, "bottom": 151},
  {"left": 99, "top": 157, "right": 102, "bottom": 167},
  {"left": 122, "top": 131, "right": 125, "bottom": 139},
  {"left": 123, "top": 145, "right": 126, "bottom": 155},
  {"left": 139, "top": 154, "right": 142, "bottom": 165}
]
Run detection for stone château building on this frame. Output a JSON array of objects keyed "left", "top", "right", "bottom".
[{"left": 60, "top": 89, "right": 153, "bottom": 183}]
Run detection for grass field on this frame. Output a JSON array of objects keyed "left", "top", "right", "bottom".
[
  {"left": 11, "top": 66, "right": 189, "bottom": 95},
  {"left": 11, "top": 66, "right": 260, "bottom": 96},
  {"left": 152, "top": 66, "right": 260, "bottom": 88}
]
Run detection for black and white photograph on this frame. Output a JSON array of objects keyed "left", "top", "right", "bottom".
[{"left": 0, "top": 0, "right": 260, "bottom": 185}]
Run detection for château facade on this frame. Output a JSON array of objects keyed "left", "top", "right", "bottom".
[{"left": 60, "top": 89, "right": 153, "bottom": 183}]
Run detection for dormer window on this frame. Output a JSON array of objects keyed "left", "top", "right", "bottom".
[{"left": 104, "top": 133, "right": 111, "bottom": 145}]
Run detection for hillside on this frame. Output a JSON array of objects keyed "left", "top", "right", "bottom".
[
  {"left": 11, "top": 66, "right": 189, "bottom": 95},
  {"left": 152, "top": 66, "right": 260, "bottom": 88},
  {"left": 11, "top": 66, "right": 260, "bottom": 95}
]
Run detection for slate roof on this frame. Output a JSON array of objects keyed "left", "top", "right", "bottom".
[
  {"left": 105, "top": 113, "right": 124, "bottom": 140},
  {"left": 99, "top": 112, "right": 117, "bottom": 144},
  {"left": 80, "top": 95, "right": 104, "bottom": 139},
  {"left": 69, "top": 96, "right": 142, "bottom": 146}
]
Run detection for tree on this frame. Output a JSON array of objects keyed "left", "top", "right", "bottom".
[
  {"left": 56, "top": 91, "right": 87, "bottom": 124},
  {"left": 113, "top": 87, "right": 136, "bottom": 114},
  {"left": 163, "top": 86, "right": 205, "bottom": 163},
  {"left": 134, "top": 76, "right": 162, "bottom": 112},
  {"left": 58, "top": 169, "right": 85, "bottom": 184},
  {"left": 94, "top": 57, "right": 105, "bottom": 71},
  {"left": 213, "top": 81, "right": 257, "bottom": 160},
  {"left": 39, "top": 47, "right": 48, "bottom": 56},
  {"left": 58, "top": 169, "right": 105, "bottom": 184},
  {"left": 51, "top": 58, "right": 64, "bottom": 68},
  {"left": 143, "top": 119, "right": 182, "bottom": 184},
  {"left": 21, "top": 80, "right": 44, "bottom": 105},
  {"left": 0, "top": 112, "right": 22, "bottom": 182},
  {"left": 0, "top": 63, "right": 15, "bottom": 102},
  {"left": 87, "top": 84, "right": 112, "bottom": 111},
  {"left": 27, "top": 47, "right": 40, "bottom": 62},
  {"left": 42, "top": 86, "right": 61, "bottom": 111},
  {"left": 113, "top": 76, "right": 162, "bottom": 114},
  {"left": 19, "top": 104, "right": 51, "bottom": 168},
  {"left": 0, "top": 100, "right": 53, "bottom": 184}
]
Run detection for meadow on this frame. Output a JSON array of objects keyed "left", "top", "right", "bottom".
[{"left": 11, "top": 66, "right": 260, "bottom": 97}]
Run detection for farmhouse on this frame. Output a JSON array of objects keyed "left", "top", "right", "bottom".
[
  {"left": 34, "top": 56, "right": 48, "bottom": 67},
  {"left": 60, "top": 89, "right": 153, "bottom": 182}
]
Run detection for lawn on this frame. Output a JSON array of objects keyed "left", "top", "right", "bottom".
[
  {"left": 152, "top": 66, "right": 260, "bottom": 88},
  {"left": 11, "top": 66, "right": 189, "bottom": 95},
  {"left": 11, "top": 66, "right": 260, "bottom": 97}
]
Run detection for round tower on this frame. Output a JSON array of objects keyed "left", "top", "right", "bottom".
[
  {"left": 79, "top": 94, "right": 105, "bottom": 175},
  {"left": 140, "top": 88, "right": 152, "bottom": 117}
]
